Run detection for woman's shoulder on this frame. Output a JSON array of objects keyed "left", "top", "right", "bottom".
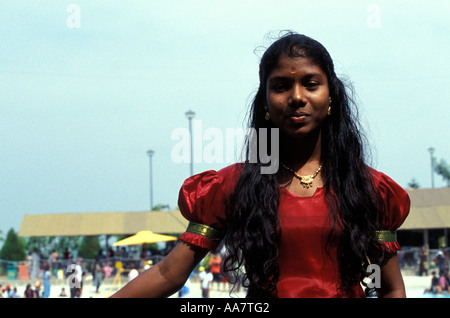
[
  {"left": 367, "top": 166, "right": 408, "bottom": 196},
  {"left": 177, "top": 163, "right": 244, "bottom": 250},
  {"left": 367, "top": 166, "right": 411, "bottom": 220},
  {"left": 180, "top": 163, "right": 243, "bottom": 195},
  {"left": 178, "top": 163, "right": 243, "bottom": 222}
]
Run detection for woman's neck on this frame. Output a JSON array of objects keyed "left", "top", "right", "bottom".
[{"left": 279, "top": 128, "right": 322, "bottom": 172}]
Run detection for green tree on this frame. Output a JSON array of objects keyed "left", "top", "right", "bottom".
[
  {"left": 152, "top": 204, "right": 170, "bottom": 211},
  {"left": 78, "top": 236, "right": 101, "bottom": 259},
  {"left": 0, "top": 228, "right": 27, "bottom": 261},
  {"left": 433, "top": 158, "right": 450, "bottom": 186},
  {"left": 407, "top": 178, "right": 420, "bottom": 189},
  {"left": 26, "top": 236, "right": 57, "bottom": 257},
  {"left": 26, "top": 236, "right": 82, "bottom": 258},
  {"left": 55, "top": 236, "right": 82, "bottom": 256}
]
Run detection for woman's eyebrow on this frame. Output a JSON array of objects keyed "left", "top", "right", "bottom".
[
  {"left": 268, "top": 75, "right": 290, "bottom": 81},
  {"left": 302, "top": 72, "right": 325, "bottom": 78}
]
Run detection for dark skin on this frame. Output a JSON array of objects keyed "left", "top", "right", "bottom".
[
  {"left": 111, "top": 56, "right": 406, "bottom": 298},
  {"left": 265, "top": 55, "right": 328, "bottom": 197}
]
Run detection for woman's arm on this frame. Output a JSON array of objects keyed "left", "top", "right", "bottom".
[
  {"left": 110, "top": 241, "right": 209, "bottom": 298},
  {"left": 377, "top": 253, "right": 406, "bottom": 298}
]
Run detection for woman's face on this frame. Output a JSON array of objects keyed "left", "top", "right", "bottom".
[{"left": 265, "top": 55, "right": 330, "bottom": 139}]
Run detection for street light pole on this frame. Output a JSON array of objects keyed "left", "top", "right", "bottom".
[
  {"left": 147, "top": 150, "right": 155, "bottom": 210},
  {"left": 185, "top": 110, "right": 195, "bottom": 176},
  {"left": 428, "top": 147, "right": 435, "bottom": 188}
]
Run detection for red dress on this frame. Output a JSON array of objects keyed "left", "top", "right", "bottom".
[{"left": 178, "top": 164, "right": 410, "bottom": 298}]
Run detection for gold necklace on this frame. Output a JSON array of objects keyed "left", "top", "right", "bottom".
[{"left": 280, "top": 163, "right": 323, "bottom": 189}]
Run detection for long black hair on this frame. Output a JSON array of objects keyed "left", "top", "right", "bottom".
[{"left": 222, "top": 32, "right": 385, "bottom": 297}]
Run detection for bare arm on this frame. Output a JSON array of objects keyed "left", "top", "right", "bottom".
[
  {"left": 110, "top": 241, "right": 209, "bottom": 298},
  {"left": 377, "top": 253, "right": 406, "bottom": 298}
]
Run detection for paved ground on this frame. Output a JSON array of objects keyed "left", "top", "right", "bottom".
[{"left": 0, "top": 272, "right": 447, "bottom": 298}]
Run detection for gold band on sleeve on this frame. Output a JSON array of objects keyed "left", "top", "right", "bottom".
[
  {"left": 376, "top": 230, "right": 397, "bottom": 243},
  {"left": 186, "top": 222, "right": 222, "bottom": 241}
]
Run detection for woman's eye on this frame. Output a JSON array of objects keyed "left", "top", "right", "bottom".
[
  {"left": 274, "top": 84, "right": 285, "bottom": 91},
  {"left": 305, "top": 82, "right": 319, "bottom": 89},
  {"left": 272, "top": 81, "right": 289, "bottom": 92}
]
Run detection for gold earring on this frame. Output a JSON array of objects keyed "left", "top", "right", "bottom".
[
  {"left": 327, "top": 97, "right": 332, "bottom": 116},
  {"left": 264, "top": 106, "right": 270, "bottom": 120}
]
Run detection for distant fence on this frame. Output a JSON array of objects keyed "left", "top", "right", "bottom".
[{"left": 1, "top": 247, "right": 449, "bottom": 281}]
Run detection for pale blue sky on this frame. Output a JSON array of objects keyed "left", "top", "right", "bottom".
[{"left": 1, "top": 1, "right": 449, "bottom": 236}]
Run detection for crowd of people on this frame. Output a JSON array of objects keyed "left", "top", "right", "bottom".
[
  {"left": 421, "top": 250, "right": 450, "bottom": 295},
  {"left": 0, "top": 281, "right": 46, "bottom": 298},
  {"left": 397, "top": 245, "right": 450, "bottom": 295},
  {"left": 424, "top": 270, "right": 450, "bottom": 295},
  {"left": 0, "top": 244, "right": 173, "bottom": 298},
  {"left": 1, "top": 242, "right": 449, "bottom": 298}
]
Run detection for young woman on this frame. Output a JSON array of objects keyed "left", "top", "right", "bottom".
[{"left": 111, "top": 32, "right": 410, "bottom": 298}]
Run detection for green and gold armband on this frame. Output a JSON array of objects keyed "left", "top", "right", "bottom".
[{"left": 186, "top": 222, "right": 222, "bottom": 241}]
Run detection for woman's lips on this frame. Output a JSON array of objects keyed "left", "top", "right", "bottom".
[{"left": 287, "top": 113, "right": 310, "bottom": 123}]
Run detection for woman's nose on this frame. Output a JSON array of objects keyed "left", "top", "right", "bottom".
[{"left": 290, "top": 83, "right": 305, "bottom": 106}]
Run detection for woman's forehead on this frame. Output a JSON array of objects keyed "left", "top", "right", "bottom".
[{"left": 269, "top": 56, "right": 326, "bottom": 77}]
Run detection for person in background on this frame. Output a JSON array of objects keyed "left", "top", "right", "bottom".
[
  {"left": 103, "top": 262, "right": 113, "bottom": 278},
  {"left": 69, "top": 259, "right": 85, "bottom": 298},
  {"left": 59, "top": 287, "right": 67, "bottom": 297},
  {"left": 128, "top": 262, "right": 139, "bottom": 282},
  {"left": 93, "top": 259, "right": 104, "bottom": 294},
  {"left": 198, "top": 267, "right": 213, "bottom": 298},
  {"left": 34, "top": 280, "right": 41, "bottom": 298},
  {"left": 424, "top": 271, "right": 442, "bottom": 294},
  {"left": 10, "top": 287, "right": 19, "bottom": 298},
  {"left": 50, "top": 250, "right": 59, "bottom": 274},
  {"left": 445, "top": 270, "right": 450, "bottom": 292},
  {"left": 418, "top": 245, "right": 429, "bottom": 276},
  {"left": 434, "top": 251, "right": 446, "bottom": 276},
  {"left": 24, "top": 284, "right": 35, "bottom": 298},
  {"left": 209, "top": 252, "right": 222, "bottom": 290},
  {"left": 42, "top": 262, "right": 51, "bottom": 298},
  {"left": 30, "top": 249, "right": 40, "bottom": 280}
]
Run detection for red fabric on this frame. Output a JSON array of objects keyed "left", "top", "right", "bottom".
[
  {"left": 178, "top": 164, "right": 410, "bottom": 298},
  {"left": 179, "top": 232, "right": 218, "bottom": 250},
  {"left": 369, "top": 167, "right": 411, "bottom": 253},
  {"left": 178, "top": 164, "right": 240, "bottom": 233}
]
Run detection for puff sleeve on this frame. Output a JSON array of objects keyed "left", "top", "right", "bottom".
[
  {"left": 178, "top": 164, "right": 241, "bottom": 250},
  {"left": 371, "top": 168, "right": 411, "bottom": 253}
]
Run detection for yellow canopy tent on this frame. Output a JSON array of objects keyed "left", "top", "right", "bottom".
[
  {"left": 113, "top": 231, "right": 177, "bottom": 246},
  {"left": 107, "top": 231, "right": 178, "bottom": 296}
]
